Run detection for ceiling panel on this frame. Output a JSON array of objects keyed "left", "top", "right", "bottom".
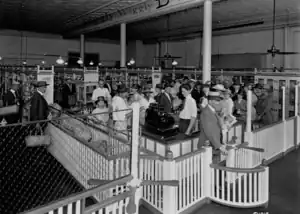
[{"left": 0, "top": 0, "right": 299, "bottom": 39}]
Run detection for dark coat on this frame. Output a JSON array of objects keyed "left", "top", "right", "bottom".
[
  {"left": 198, "top": 106, "right": 222, "bottom": 150},
  {"left": 61, "top": 83, "right": 76, "bottom": 108},
  {"left": 154, "top": 93, "right": 172, "bottom": 113},
  {"left": 3, "top": 90, "right": 21, "bottom": 124},
  {"left": 29, "top": 91, "right": 49, "bottom": 121},
  {"left": 191, "top": 89, "right": 201, "bottom": 104}
]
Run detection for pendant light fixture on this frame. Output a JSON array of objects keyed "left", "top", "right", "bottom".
[
  {"left": 56, "top": 56, "right": 64, "bottom": 65},
  {"left": 129, "top": 58, "right": 135, "bottom": 65},
  {"left": 77, "top": 57, "right": 83, "bottom": 65},
  {"left": 98, "top": 62, "right": 102, "bottom": 66},
  {"left": 172, "top": 60, "right": 178, "bottom": 66},
  {"left": 89, "top": 61, "right": 94, "bottom": 66}
]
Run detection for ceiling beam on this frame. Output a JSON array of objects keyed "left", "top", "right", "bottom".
[
  {"left": 139, "top": 12, "right": 300, "bottom": 41},
  {"left": 64, "top": 0, "right": 123, "bottom": 26},
  {"left": 64, "top": 0, "right": 222, "bottom": 37}
]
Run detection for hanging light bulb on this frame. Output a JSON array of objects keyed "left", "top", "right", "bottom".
[
  {"left": 41, "top": 60, "right": 46, "bottom": 65},
  {"left": 172, "top": 60, "right": 178, "bottom": 66},
  {"left": 98, "top": 62, "right": 102, "bottom": 66},
  {"left": 89, "top": 61, "right": 94, "bottom": 66},
  {"left": 56, "top": 56, "right": 64, "bottom": 65},
  {"left": 129, "top": 58, "right": 135, "bottom": 65},
  {"left": 64, "top": 61, "right": 68, "bottom": 65},
  {"left": 77, "top": 58, "right": 83, "bottom": 65},
  {"left": 127, "top": 62, "right": 131, "bottom": 66},
  {"left": 22, "top": 61, "right": 27, "bottom": 65}
]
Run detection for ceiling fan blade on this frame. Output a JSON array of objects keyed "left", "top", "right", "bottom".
[
  {"left": 142, "top": 180, "right": 179, "bottom": 186},
  {"left": 278, "top": 52, "right": 300, "bottom": 55}
]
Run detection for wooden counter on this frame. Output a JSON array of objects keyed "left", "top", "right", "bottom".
[{"left": 140, "top": 122, "right": 244, "bottom": 159}]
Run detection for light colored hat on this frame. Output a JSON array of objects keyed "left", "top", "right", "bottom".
[
  {"left": 208, "top": 91, "right": 221, "bottom": 100},
  {"left": 212, "top": 84, "right": 226, "bottom": 91}
]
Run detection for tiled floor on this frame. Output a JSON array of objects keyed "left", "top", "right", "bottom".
[{"left": 140, "top": 149, "right": 300, "bottom": 214}]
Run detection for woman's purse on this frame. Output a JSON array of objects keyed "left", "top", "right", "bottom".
[{"left": 25, "top": 126, "right": 51, "bottom": 147}]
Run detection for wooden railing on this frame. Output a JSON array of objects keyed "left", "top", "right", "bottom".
[
  {"left": 209, "top": 164, "right": 269, "bottom": 208},
  {"left": 21, "top": 175, "right": 133, "bottom": 214}
]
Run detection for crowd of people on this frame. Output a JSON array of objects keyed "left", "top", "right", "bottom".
[{"left": 0, "top": 75, "right": 275, "bottom": 158}]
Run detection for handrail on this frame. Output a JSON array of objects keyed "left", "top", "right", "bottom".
[
  {"left": 210, "top": 164, "right": 266, "bottom": 173},
  {"left": 84, "top": 191, "right": 132, "bottom": 214},
  {"left": 252, "top": 120, "right": 284, "bottom": 133},
  {"left": 20, "top": 175, "right": 133, "bottom": 214},
  {"left": 174, "top": 148, "right": 205, "bottom": 162}
]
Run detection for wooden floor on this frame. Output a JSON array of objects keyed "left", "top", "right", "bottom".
[{"left": 140, "top": 149, "right": 300, "bottom": 214}]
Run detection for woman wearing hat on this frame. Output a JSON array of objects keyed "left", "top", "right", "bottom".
[
  {"left": 90, "top": 96, "right": 110, "bottom": 127},
  {"left": 178, "top": 84, "right": 197, "bottom": 135},
  {"left": 111, "top": 84, "right": 130, "bottom": 132}
]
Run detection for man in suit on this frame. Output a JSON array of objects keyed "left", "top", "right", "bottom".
[
  {"left": 198, "top": 91, "right": 227, "bottom": 162},
  {"left": 3, "top": 82, "right": 21, "bottom": 124},
  {"left": 154, "top": 84, "right": 172, "bottom": 113},
  {"left": 30, "top": 81, "right": 50, "bottom": 123},
  {"left": 61, "top": 78, "right": 76, "bottom": 109}
]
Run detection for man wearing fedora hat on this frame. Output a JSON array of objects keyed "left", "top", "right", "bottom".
[
  {"left": 29, "top": 81, "right": 50, "bottom": 123},
  {"left": 198, "top": 91, "right": 227, "bottom": 161}
]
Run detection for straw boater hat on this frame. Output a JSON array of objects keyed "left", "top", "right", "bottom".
[
  {"left": 212, "top": 84, "right": 226, "bottom": 92},
  {"left": 207, "top": 91, "right": 222, "bottom": 101}
]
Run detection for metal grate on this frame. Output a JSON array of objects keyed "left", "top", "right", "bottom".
[{"left": 0, "top": 121, "right": 83, "bottom": 214}]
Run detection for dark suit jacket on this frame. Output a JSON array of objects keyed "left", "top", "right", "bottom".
[
  {"left": 3, "top": 90, "right": 21, "bottom": 124},
  {"left": 30, "top": 91, "right": 49, "bottom": 121},
  {"left": 191, "top": 89, "right": 201, "bottom": 104},
  {"left": 155, "top": 93, "right": 172, "bottom": 113},
  {"left": 61, "top": 83, "right": 76, "bottom": 108},
  {"left": 198, "top": 106, "right": 222, "bottom": 150}
]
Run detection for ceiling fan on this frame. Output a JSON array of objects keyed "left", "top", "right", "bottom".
[{"left": 267, "top": 0, "right": 299, "bottom": 57}]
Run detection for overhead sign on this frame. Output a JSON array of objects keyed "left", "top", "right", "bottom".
[{"left": 66, "top": 0, "right": 207, "bottom": 37}]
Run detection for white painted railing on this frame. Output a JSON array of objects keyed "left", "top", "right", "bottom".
[
  {"left": 139, "top": 157, "right": 164, "bottom": 213},
  {"left": 139, "top": 147, "right": 212, "bottom": 214},
  {"left": 175, "top": 150, "right": 207, "bottom": 213},
  {"left": 210, "top": 165, "right": 269, "bottom": 208},
  {"left": 21, "top": 176, "right": 133, "bottom": 214}
]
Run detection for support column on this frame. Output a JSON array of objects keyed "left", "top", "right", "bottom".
[
  {"left": 202, "top": 0, "right": 212, "bottom": 83},
  {"left": 120, "top": 23, "right": 127, "bottom": 68},
  {"left": 80, "top": 34, "right": 85, "bottom": 66}
]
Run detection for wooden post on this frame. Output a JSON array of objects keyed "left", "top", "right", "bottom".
[
  {"left": 163, "top": 150, "right": 177, "bottom": 214},
  {"left": 130, "top": 102, "right": 141, "bottom": 214},
  {"left": 202, "top": 146, "right": 212, "bottom": 197},
  {"left": 282, "top": 86, "right": 287, "bottom": 153},
  {"left": 295, "top": 84, "right": 299, "bottom": 148},
  {"left": 245, "top": 90, "right": 253, "bottom": 167}
]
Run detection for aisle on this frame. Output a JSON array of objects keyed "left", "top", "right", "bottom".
[{"left": 140, "top": 149, "right": 299, "bottom": 214}]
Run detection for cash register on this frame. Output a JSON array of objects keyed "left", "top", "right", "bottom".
[{"left": 144, "top": 103, "right": 179, "bottom": 138}]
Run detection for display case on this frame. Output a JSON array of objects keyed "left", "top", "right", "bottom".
[
  {"left": 76, "top": 67, "right": 99, "bottom": 105},
  {"left": 255, "top": 72, "right": 300, "bottom": 120},
  {"left": 76, "top": 82, "right": 98, "bottom": 105}
]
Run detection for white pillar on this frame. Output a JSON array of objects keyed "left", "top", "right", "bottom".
[
  {"left": 202, "top": 0, "right": 212, "bottom": 83},
  {"left": 120, "top": 23, "right": 127, "bottom": 68},
  {"left": 80, "top": 34, "right": 85, "bottom": 65}
]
